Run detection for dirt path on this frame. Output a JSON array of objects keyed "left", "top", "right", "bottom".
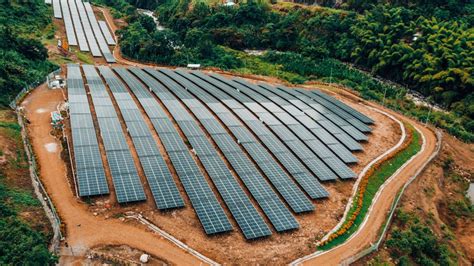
[
  {"left": 293, "top": 105, "right": 438, "bottom": 265},
  {"left": 22, "top": 84, "right": 204, "bottom": 265}
]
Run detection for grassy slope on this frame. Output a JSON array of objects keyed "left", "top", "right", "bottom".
[{"left": 0, "top": 110, "right": 56, "bottom": 264}]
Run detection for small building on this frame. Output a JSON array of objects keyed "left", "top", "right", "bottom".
[{"left": 187, "top": 64, "right": 201, "bottom": 69}]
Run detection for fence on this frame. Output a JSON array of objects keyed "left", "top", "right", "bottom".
[
  {"left": 10, "top": 67, "right": 64, "bottom": 254},
  {"left": 17, "top": 112, "right": 63, "bottom": 254},
  {"left": 9, "top": 68, "right": 61, "bottom": 109},
  {"left": 340, "top": 129, "right": 443, "bottom": 265}
]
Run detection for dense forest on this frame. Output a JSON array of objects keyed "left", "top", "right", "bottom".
[
  {"left": 0, "top": 0, "right": 57, "bottom": 108},
  {"left": 111, "top": 0, "right": 473, "bottom": 141}
]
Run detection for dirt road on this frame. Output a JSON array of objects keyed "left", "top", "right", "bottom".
[
  {"left": 22, "top": 84, "right": 204, "bottom": 265},
  {"left": 294, "top": 106, "right": 438, "bottom": 265}
]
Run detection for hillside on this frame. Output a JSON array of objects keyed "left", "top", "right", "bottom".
[
  {"left": 107, "top": 0, "right": 473, "bottom": 141},
  {"left": 0, "top": 0, "right": 57, "bottom": 108},
  {"left": 0, "top": 0, "right": 472, "bottom": 264}
]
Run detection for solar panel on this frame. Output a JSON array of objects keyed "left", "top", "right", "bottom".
[
  {"left": 323, "top": 156, "right": 356, "bottom": 179},
  {"left": 113, "top": 67, "right": 233, "bottom": 235},
  {"left": 75, "top": 0, "right": 101, "bottom": 56},
  {"left": 68, "top": 0, "right": 89, "bottom": 51},
  {"left": 173, "top": 70, "right": 325, "bottom": 208},
  {"left": 98, "top": 20, "right": 116, "bottom": 45},
  {"left": 67, "top": 64, "right": 108, "bottom": 197},
  {"left": 328, "top": 143, "right": 358, "bottom": 164},
  {"left": 53, "top": 0, "right": 62, "bottom": 18},
  {"left": 70, "top": 113, "right": 94, "bottom": 129},
  {"left": 189, "top": 71, "right": 331, "bottom": 192},
  {"left": 74, "top": 145, "right": 103, "bottom": 170},
  {"left": 84, "top": 2, "right": 115, "bottom": 63},
  {"left": 148, "top": 68, "right": 299, "bottom": 236},
  {"left": 60, "top": 0, "right": 77, "bottom": 45},
  {"left": 333, "top": 132, "right": 363, "bottom": 152},
  {"left": 228, "top": 125, "right": 256, "bottom": 144},
  {"left": 82, "top": 65, "right": 145, "bottom": 203},
  {"left": 311, "top": 90, "right": 374, "bottom": 124},
  {"left": 206, "top": 73, "right": 343, "bottom": 182}
]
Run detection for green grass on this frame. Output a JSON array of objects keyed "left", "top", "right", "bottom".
[
  {"left": 0, "top": 121, "right": 22, "bottom": 140},
  {"left": 222, "top": 48, "right": 307, "bottom": 84},
  {"left": 75, "top": 50, "right": 94, "bottom": 64},
  {"left": 319, "top": 125, "right": 422, "bottom": 250}
]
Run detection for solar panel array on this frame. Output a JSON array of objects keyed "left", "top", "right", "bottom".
[
  {"left": 134, "top": 67, "right": 278, "bottom": 239},
  {"left": 67, "top": 64, "right": 109, "bottom": 197},
  {"left": 67, "top": 66, "right": 374, "bottom": 239},
  {"left": 275, "top": 87, "right": 368, "bottom": 156},
  {"left": 52, "top": 0, "right": 115, "bottom": 62},
  {"left": 299, "top": 89, "right": 373, "bottom": 132},
  {"left": 75, "top": 0, "right": 101, "bottom": 57},
  {"left": 237, "top": 80, "right": 362, "bottom": 172},
  {"left": 98, "top": 21, "right": 116, "bottom": 45},
  {"left": 98, "top": 66, "right": 184, "bottom": 210},
  {"left": 158, "top": 69, "right": 311, "bottom": 221},
  {"left": 82, "top": 65, "right": 145, "bottom": 203},
  {"left": 189, "top": 71, "right": 334, "bottom": 195},
  {"left": 172, "top": 70, "right": 328, "bottom": 203},
  {"left": 84, "top": 2, "right": 115, "bottom": 63},
  {"left": 195, "top": 73, "right": 338, "bottom": 181},
  {"left": 112, "top": 67, "right": 233, "bottom": 236}
]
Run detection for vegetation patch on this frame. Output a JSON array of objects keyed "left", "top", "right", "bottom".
[
  {"left": 0, "top": 111, "right": 56, "bottom": 264},
  {"left": 385, "top": 210, "right": 456, "bottom": 265},
  {"left": 112, "top": 0, "right": 473, "bottom": 141},
  {"left": 0, "top": 0, "right": 58, "bottom": 108},
  {"left": 318, "top": 124, "right": 422, "bottom": 250}
]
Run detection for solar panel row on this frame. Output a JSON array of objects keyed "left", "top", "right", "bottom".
[
  {"left": 112, "top": 67, "right": 233, "bottom": 236},
  {"left": 83, "top": 2, "right": 115, "bottom": 63},
  {"left": 97, "top": 66, "right": 184, "bottom": 210},
  {"left": 98, "top": 21, "right": 116, "bottom": 45},
  {"left": 60, "top": 0, "right": 77, "bottom": 45},
  {"left": 67, "top": 64, "right": 108, "bottom": 197},
  {"left": 299, "top": 89, "right": 373, "bottom": 132},
  {"left": 75, "top": 0, "right": 101, "bottom": 57},
  {"left": 172, "top": 70, "right": 328, "bottom": 206},
  {"left": 310, "top": 90, "right": 374, "bottom": 125},
  {"left": 82, "top": 65, "right": 144, "bottom": 203},
  {"left": 141, "top": 68, "right": 278, "bottom": 239},
  {"left": 68, "top": 0, "right": 89, "bottom": 51},
  {"left": 53, "top": 0, "right": 62, "bottom": 18},
  {"left": 255, "top": 82, "right": 366, "bottom": 149}
]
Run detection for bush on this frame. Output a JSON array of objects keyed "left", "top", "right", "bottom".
[{"left": 387, "top": 211, "right": 455, "bottom": 265}]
